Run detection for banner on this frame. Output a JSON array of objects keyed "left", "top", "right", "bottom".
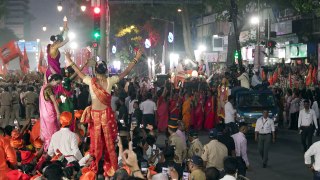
[
  {"left": 0, "top": 41, "right": 21, "bottom": 64},
  {"left": 20, "top": 46, "right": 29, "bottom": 74}
]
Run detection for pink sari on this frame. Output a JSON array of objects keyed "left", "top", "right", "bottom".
[
  {"left": 157, "top": 96, "right": 168, "bottom": 132},
  {"left": 39, "top": 84, "right": 59, "bottom": 151},
  {"left": 204, "top": 96, "right": 215, "bottom": 130}
]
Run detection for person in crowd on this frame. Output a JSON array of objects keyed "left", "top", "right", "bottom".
[
  {"left": 285, "top": 89, "right": 293, "bottom": 127},
  {"left": 48, "top": 111, "right": 83, "bottom": 163},
  {"left": 255, "top": 110, "right": 276, "bottom": 168},
  {"left": 188, "top": 155, "right": 206, "bottom": 180},
  {"left": 45, "top": 25, "right": 69, "bottom": 80},
  {"left": 204, "top": 90, "right": 216, "bottom": 130},
  {"left": 78, "top": 85, "right": 90, "bottom": 110},
  {"left": 118, "top": 98, "right": 128, "bottom": 126},
  {"left": 182, "top": 91, "right": 192, "bottom": 130},
  {"left": 157, "top": 83, "right": 169, "bottom": 132},
  {"left": 201, "top": 128, "right": 228, "bottom": 170},
  {"left": 39, "top": 74, "right": 62, "bottom": 151},
  {"left": 0, "top": 135, "right": 17, "bottom": 180},
  {"left": 22, "top": 86, "right": 38, "bottom": 121},
  {"left": 128, "top": 92, "right": 138, "bottom": 123},
  {"left": 193, "top": 91, "right": 204, "bottom": 130},
  {"left": 155, "top": 145, "right": 183, "bottom": 178},
  {"left": 66, "top": 49, "right": 142, "bottom": 177},
  {"left": 169, "top": 88, "right": 181, "bottom": 121},
  {"left": 217, "top": 77, "right": 229, "bottom": 118},
  {"left": 140, "top": 92, "right": 157, "bottom": 127},
  {"left": 237, "top": 67, "right": 250, "bottom": 89},
  {"left": 10, "top": 86, "right": 20, "bottom": 122},
  {"left": 198, "top": 59, "right": 206, "bottom": 75},
  {"left": 304, "top": 140, "right": 320, "bottom": 180},
  {"left": 251, "top": 69, "right": 262, "bottom": 88},
  {"left": 0, "top": 87, "right": 12, "bottom": 128},
  {"left": 290, "top": 90, "right": 300, "bottom": 130},
  {"left": 224, "top": 95, "right": 237, "bottom": 134},
  {"left": 167, "top": 120, "right": 187, "bottom": 166},
  {"left": 132, "top": 101, "right": 143, "bottom": 126},
  {"left": 220, "top": 157, "right": 238, "bottom": 180},
  {"left": 232, "top": 122, "right": 249, "bottom": 176},
  {"left": 298, "top": 100, "right": 318, "bottom": 152},
  {"left": 187, "top": 130, "right": 203, "bottom": 158},
  {"left": 111, "top": 88, "right": 119, "bottom": 112},
  {"left": 205, "top": 167, "right": 220, "bottom": 180},
  {"left": 176, "top": 120, "right": 187, "bottom": 147},
  {"left": 216, "top": 124, "right": 236, "bottom": 157}
]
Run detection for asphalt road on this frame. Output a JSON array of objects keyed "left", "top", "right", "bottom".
[{"left": 157, "top": 129, "right": 318, "bottom": 180}]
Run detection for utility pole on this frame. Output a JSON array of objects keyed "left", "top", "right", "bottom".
[
  {"left": 99, "top": 0, "right": 107, "bottom": 62},
  {"left": 230, "top": 0, "right": 243, "bottom": 70}
]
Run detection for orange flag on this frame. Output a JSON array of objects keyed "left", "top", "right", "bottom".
[
  {"left": 20, "top": 46, "right": 29, "bottom": 74},
  {"left": 272, "top": 68, "right": 278, "bottom": 83},
  {"left": 37, "top": 48, "right": 47, "bottom": 73},
  {"left": 0, "top": 41, "right": 21, "bottom": 64},
  {"left": 306, "top": 65, "right": 313, "bottom": 86}
]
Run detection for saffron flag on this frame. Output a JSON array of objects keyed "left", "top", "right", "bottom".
[
  {"left": 0, "top": 41, "right": 21, "bottom": 64},
  {"left": 20, "top": 46, "right": 29, "bottom": 73},
  {"left": 37, "top": 49, "right": 47, "bottom": 73}
]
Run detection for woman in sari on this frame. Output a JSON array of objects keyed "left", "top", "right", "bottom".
[
  {"left": 45, "top": 26, "right": 69, "bottom": 80},
  {"left": 65, "top": 49, "right": 142, "bottom": 178},
  {"left": 204, "top": 90, "right": 216, "bottom": 130},
  {"left": 156, "top": 82, "right": 169, "bottom": 132},
  {"left": 193, "top": 91, "right": 204, "bottom": 130},
  {"left": 182, "top": 92, "right": 192, "bottom": 131},
  {"left": 217, "top": 77, "right": 229, "bottom": 119},
  {"left": 39, "top": 74, "right": 62, "bottom": 151}
]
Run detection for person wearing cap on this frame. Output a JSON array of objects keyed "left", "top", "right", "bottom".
[
  {"left": 168, "top": 119, "right": 187, "bottom": 165},
  {"left": 201, "top": 128, "right": 228, "bottom": 170},
  {"left": 188, "top": 155, "right": 206, "bottom": 180},
  {"left": 187, "top": 130, "right": 203, "bottom": 159},
  {"left": 298, "top": 100, "right": 318, "bottom": 152},
  {"left": 254, "top": 110, "right": 276, "bottom": 168},
  {"left": 48, "top": 111, "right": 83, "bottom": 163},
  {"left": 237, "top": 67, "right": 250, "bottom": 89},
  {"left": 22, "top": 86, "right": 38, "bottom": 121},
  {"left": 0, "top": 87, "right": 12, "bottom": 127},
  {"left": 232, "top": 122, "right": 249, "bottom": 176}
]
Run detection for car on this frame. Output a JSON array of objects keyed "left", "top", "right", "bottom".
[{"left": 232, "top": 88, "right": 279, "bottom": 133}]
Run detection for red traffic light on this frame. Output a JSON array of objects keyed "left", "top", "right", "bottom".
[
  {"left": 92, "top": 42, "right": 98, "bottom": 48},
  {"left": 93, "top": 7, "right": 101, "bottom": 14}
]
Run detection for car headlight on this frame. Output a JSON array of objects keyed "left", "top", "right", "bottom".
[
  {"left": 273, "top": 113, "right": 278, "bottom": 122},
  {"left": 237, "top": 113, "right": 244, "bottom": 122}
]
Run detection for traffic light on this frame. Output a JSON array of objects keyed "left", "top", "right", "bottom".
[
  {"left": 93, "top": 6, "right": 101, "bottom": 40},
  {"left": 267, "top": 40, "right": 276, "bottom": 48},
  {"left": 234, "top": 50, "right": 239, "bottom": 59}
]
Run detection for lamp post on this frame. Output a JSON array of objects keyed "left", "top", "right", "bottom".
[
  {"left": 250, "top": 15, "right": 260, "bottom": 68},
  {"left": 57, "top": 1, "right": 63, "bottom": 12},
  {"left": 42, "top": 26, "right": 47, "bottom": 32}
]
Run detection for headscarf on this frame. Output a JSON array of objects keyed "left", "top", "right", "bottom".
[
  {"left": 60, "top": 111, "right": 72, "bottom": 127},
  {"left": 33, "top": 138, "right": 43, "bottom": 149},
  {"left": 74, "top": 110, "right": 84, "bottom": 119},
  {"left": 10, "top": 129, "right": 24, "bottom": 149}
]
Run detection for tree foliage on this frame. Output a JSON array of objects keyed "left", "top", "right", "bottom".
[{"left": 0, "top": 28, "right": 18, "bottom": 46}]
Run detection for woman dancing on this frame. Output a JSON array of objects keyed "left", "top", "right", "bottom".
[
  {"left": 65, "top": 49, "right": 142, "bottom": 177},
  {"left": 39, "top": 74, "right": 62, "bottom": 151},
  {"left": 46, "top": 26, "right": 69, "bottom": 80}
]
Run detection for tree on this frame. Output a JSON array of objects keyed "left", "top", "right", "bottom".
[
  {"left": 205, "top": 0, "right": 292, "bottom": 66},
  {"left": 0, "top": 28, "right": 18, "bottom": 46}
]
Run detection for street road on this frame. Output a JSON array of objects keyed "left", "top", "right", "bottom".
[{"left": 157, "top": 129, "right": 318, "bottom": 180}]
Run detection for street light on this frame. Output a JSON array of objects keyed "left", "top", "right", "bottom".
[
  {"left": 198, "top": 45, "right": 207, "bottom": 52},
  {"left": 42, "top": 26, "right": 47, "bottom": 32},
  {"left": 80, "top": 5, "right": 86, "bottom": 12},
  {"left": 59, "top": 26, "right": 63, "bottom": 31},
  {"left": 250, "top": 16, "right": 259, "bottom": 25},
  {"left": 57, "top": 1, "right": 63, "bottom": 12},
  {"left": 177, "top": 8, "right": 182, "bottom": 12},
  {"left": 70, "top": 42, "right": 78, "bottom": 50},
  {"left": 68, "top": 32, "right": 76, "bottom": 40},
  {"left": 36, "top": 39, "right": 40, "bottom": 43}
]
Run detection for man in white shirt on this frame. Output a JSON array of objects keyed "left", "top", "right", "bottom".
[
  {"left": 128, "top": 93, "right": 138, "bottom": 123},
  {"left": 48, "top": 112, "right": 83, "bottom": 163},
  {"left": 237, "top": 68, "right": 250, "bottom": 89},
  {"left": 251, "top": 69, "right": 262, "bottom": 88},
  {"left": 304, "top": 141, "right": 320, "bottom": 179},
  {"left": 220, "top": 157, "right": 238, "bottom": 180},
  {"left": 224, "top": 95, "right": 237, "bottom": 134},
  {"left": 140, "top": 93, "right": 157, "bottom": 127},
  {"left": 255, "top": 110, "right": 275, "bottom": 168},
  {"left": 298, "top": 100, "right": 319, "bottom": 152},
  {"left": 232, "top": 123, "right": 249, "bottom": 176}
]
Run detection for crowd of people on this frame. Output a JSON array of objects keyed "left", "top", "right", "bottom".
[{"left": 1, "top": 23, "right": 320, "bottom": 180}]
